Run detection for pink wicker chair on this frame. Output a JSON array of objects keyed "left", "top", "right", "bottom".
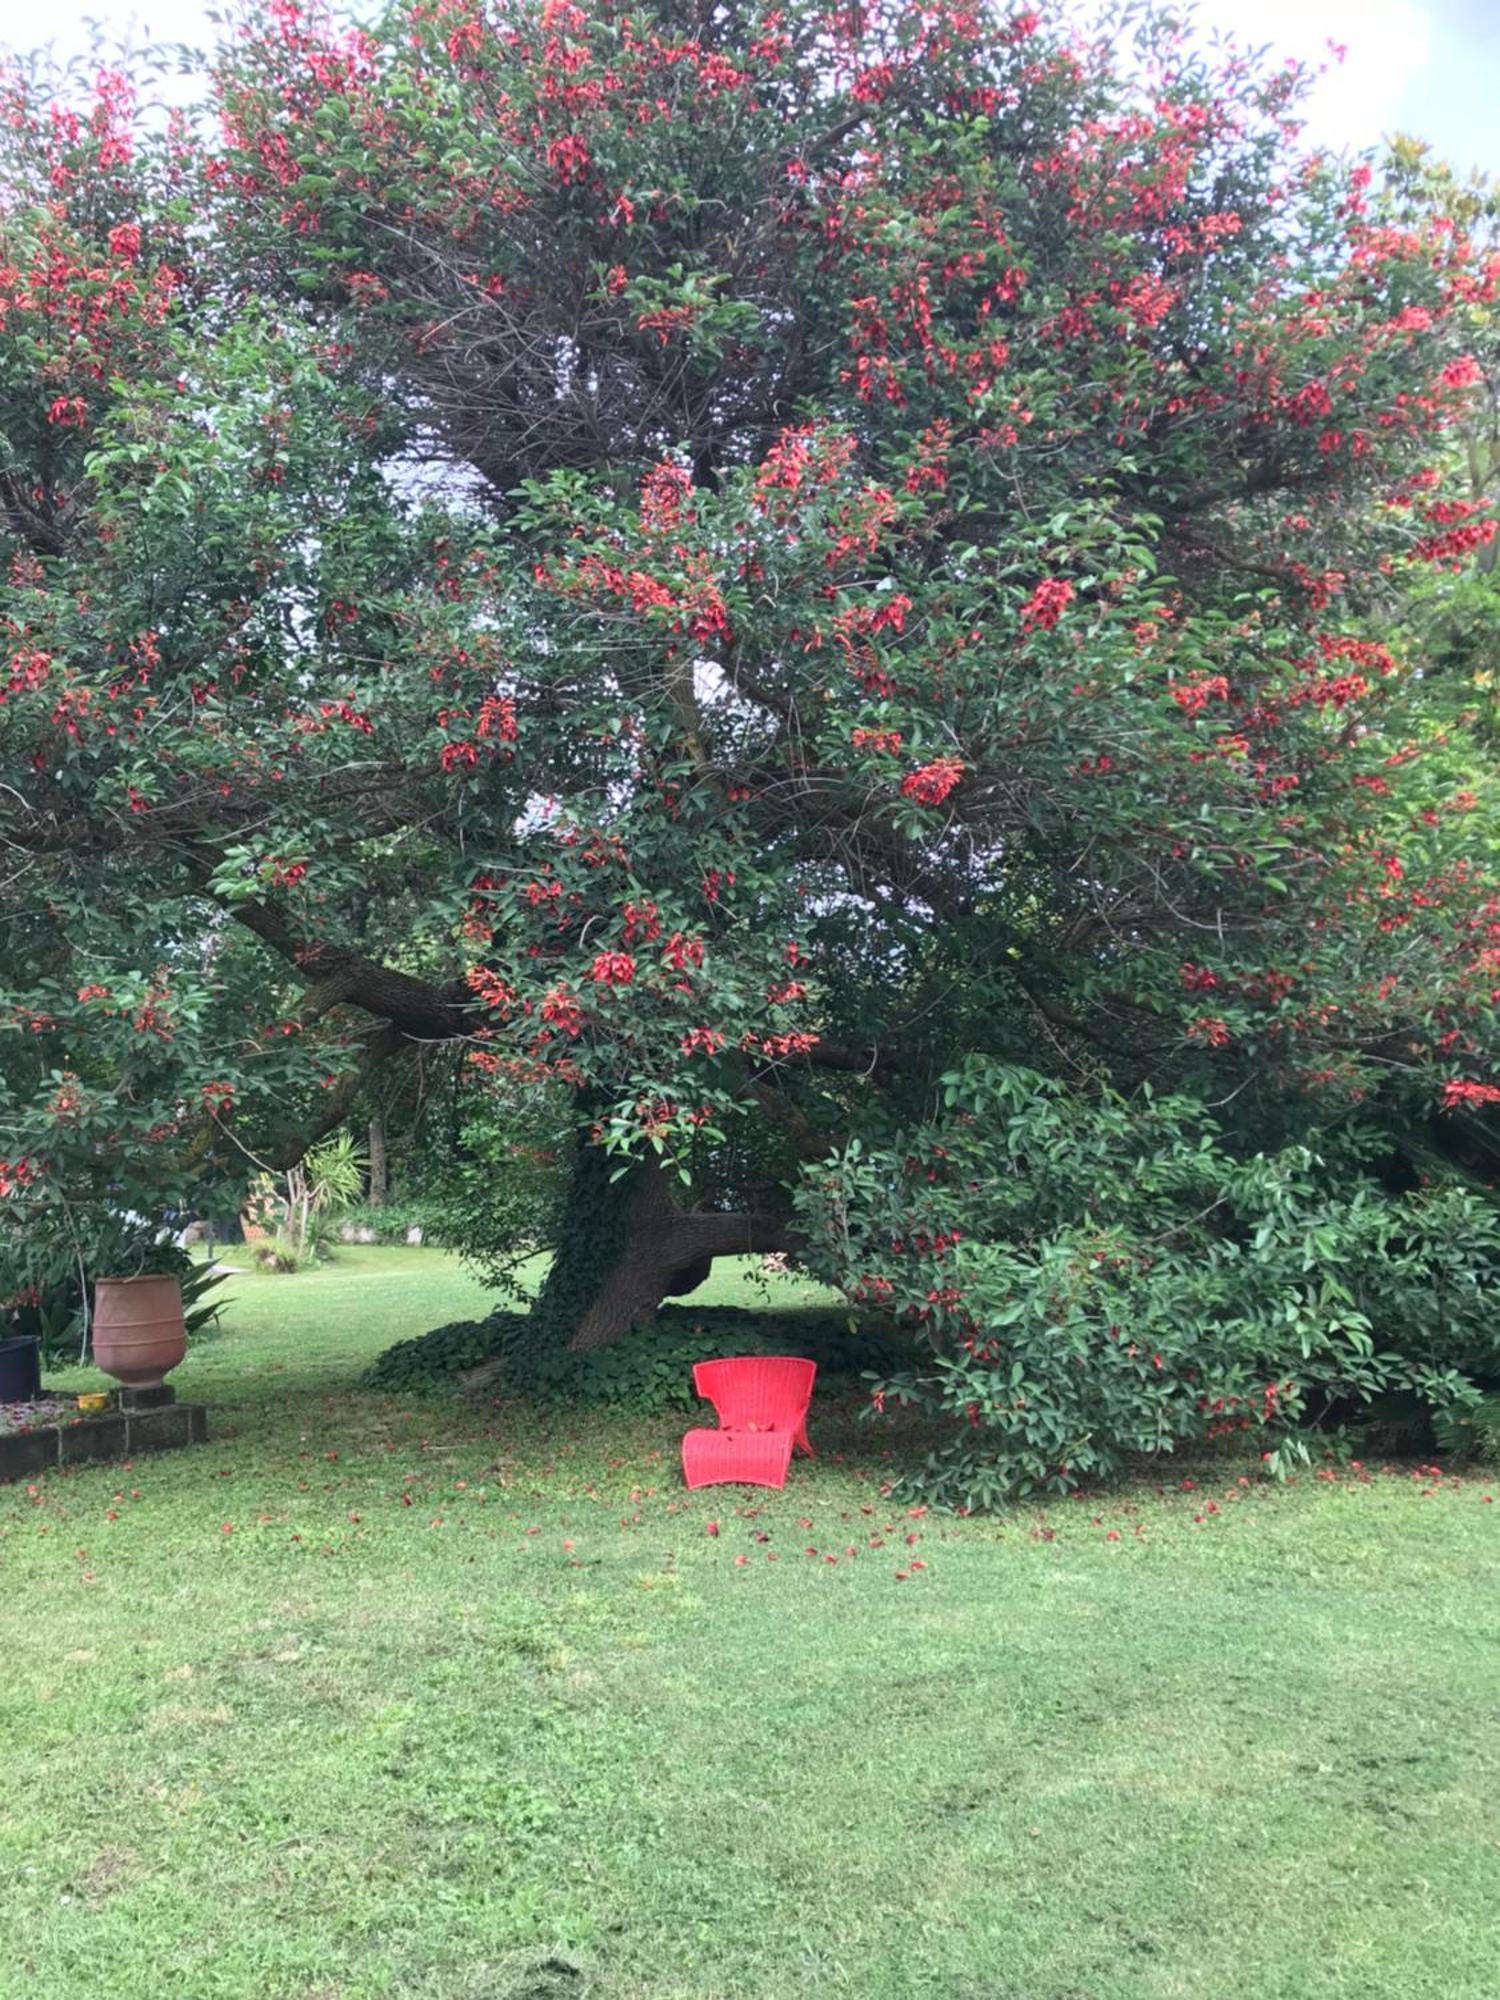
[{"left": 681, "top": 1356, "right": 817, "bottom": 1490}]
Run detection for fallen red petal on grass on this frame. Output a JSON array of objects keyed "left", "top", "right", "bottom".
[
  {"left": 705, "top": 1521, "right": 719, "bottom": 1536},
  {"left": 734, "top": 1554, "right": 748, "bottom": 1566}
]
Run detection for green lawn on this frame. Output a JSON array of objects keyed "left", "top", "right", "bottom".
[{"left": 2, "top": 1248, "right": 1498, "bottom": 2000}]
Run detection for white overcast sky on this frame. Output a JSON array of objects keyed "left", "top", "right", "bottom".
[{"left": 0, "top": 0, "right": 1494, "bottom": 175}]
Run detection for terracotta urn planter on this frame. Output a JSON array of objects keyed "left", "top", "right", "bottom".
[{"left": 92, "top": 1275, "right": 187, "bottom": 1389}]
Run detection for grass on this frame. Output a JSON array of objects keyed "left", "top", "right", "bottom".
[{"left": 2, "top": 1246, "right": 1498, "bottom": 2000}]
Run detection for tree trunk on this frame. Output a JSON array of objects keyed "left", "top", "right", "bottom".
[
  {"left": 515, "top": 1142, "right": 792, "bottom": 1372},
  {"left": 567, "top": 1161, "right": 791, "bottom": 1349},
  {"left": 368, "top": 1114, "right": 387, "bottom": 1207}
]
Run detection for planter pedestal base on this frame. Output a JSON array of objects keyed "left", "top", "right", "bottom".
[{"left": 118, "top": 1384, "right": 176, "bottom": 1411}]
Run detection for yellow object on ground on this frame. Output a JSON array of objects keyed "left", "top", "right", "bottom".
[{"left": 76, "top": 1392, "right": 110, "bottom": 1412}]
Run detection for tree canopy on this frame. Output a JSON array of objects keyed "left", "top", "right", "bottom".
[{"left": 2, "top": 0, "right": 1498, "bottom": 1406}]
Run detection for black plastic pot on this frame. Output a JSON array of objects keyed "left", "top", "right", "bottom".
[{"left": 0, "top": 1335, "right": 42, "bottom": 1402}]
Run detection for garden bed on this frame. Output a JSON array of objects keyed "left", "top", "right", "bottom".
[
  {"left": 0, "top": 1395, "right": 78, "bottom": 1437},
  {"left": 0, "top": 1390, "right": 207, "bottom": 1481}
]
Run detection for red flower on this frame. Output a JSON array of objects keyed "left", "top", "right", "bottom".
[
  {"left": 1172, "top": 675, "right": 1229, "bottom": 716},
  {"left": 852, "top": 726, "right": 903, "bottom": 755},
  {"left": 901, "top": 757, "right": 965, "bottom": 807},
  {"left": 663, "top": 930, "right": 704, "bottom": 970},
  {"left": 590, "top": 950, "right": 636, "bottom": 986},
  {"left": 476, "top": 695, "right": 517, "bottom": 742},
  {"left": 540, "top": 985, "right": 585, "bottom": 1036},
  {"left": 0, "top": 1157, "right": 40, "bottom": 1198},
  {"left": 1441, "top": 1078, "right": 1500, "bottom": 1111},
  {"left": 546, "top": 133, "right": 591, "bottom": 185},
  {"left": 679, "top": 1026, "right": 724, "bottom": 1057},
  {"left": 1019, "top": 578, "right": 1074, "bottom": 631},
  {"left": 1187, "top": 1016, "right": 1231, "bottom": 1048}
]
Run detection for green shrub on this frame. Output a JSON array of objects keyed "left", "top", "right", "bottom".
[{"left": 793, "top": 1060, "right": 1500, "bottom": 1509}]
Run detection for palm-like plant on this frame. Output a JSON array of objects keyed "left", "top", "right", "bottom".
[{"left": 263, "top": 1135, "right": 371, "bottom": 1268}]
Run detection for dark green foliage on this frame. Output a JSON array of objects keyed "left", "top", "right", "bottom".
[
  {"left": 1366, "top": 1387, "right": 1500, "bottom": 1463},
  {"left": 408, "top": 1085, "right": 570, "bottom": 1296},
  {"left": 364, "top": 1312, "right": 532, "bottom": 1390},
  {"left": 364, "top": 1302, "right": 905, "bottom": 1410}
]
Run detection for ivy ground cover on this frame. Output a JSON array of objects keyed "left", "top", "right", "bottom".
[{"left": 1, "top": 1247, "right": 1497, "bottom": 2000}]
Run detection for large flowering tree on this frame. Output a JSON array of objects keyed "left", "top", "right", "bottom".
[{"left": 2, "top": 1, "right": 1496, "bottom": 1362}]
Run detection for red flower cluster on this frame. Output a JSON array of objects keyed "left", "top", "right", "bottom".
[
  {"left": 590, "top": 950, "right": 636, "bottom": 985},
  {"left": 1187, "top": 1016, "right": 1231, "bottom": 1048},
  {"left": 1172, "top": 675, "right": 1228, "bottom": 716},
  {"left": 901, "top": 757, "right": 964, "bottom": 806},
  {"left": 1441, "top": 1078, "right": 1500, "bottom": 1111},
  {"left": 663, "top": 930, "right": 704, "bottom": 970},
  {"left": 541, "top": 985, "right": 585, "bottom": 1037},
  {"left": 545, "top": 133, "right": 590, "bottom": 184},
  {"left": 466, "top": 965, "right": 517, "bottom": 1016},
  {"left": 1, "top": 650, "right": 52, "bottom": 704},
  {"left": 1019, "top": 578, "right": 1074, "bottom": 631},
  {"left": 476, "top": 694, "right": 518, "bottom": 741},
  {"left": 756, "top": 1031, "right": 820, "bottom": 1057},
  {"left": 679, "top": 1026, "right": 724, "bottom": 1057},
  {"left": 0, "top": 1157, "right": 40, "bottom": 1198}
]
